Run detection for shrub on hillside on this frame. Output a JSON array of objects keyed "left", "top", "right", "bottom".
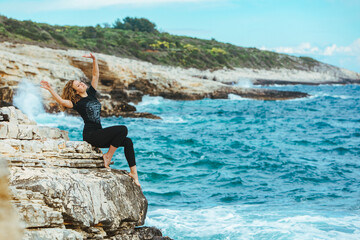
[{"left": 113, "top": 17, "right": 158, "bottom": 33}]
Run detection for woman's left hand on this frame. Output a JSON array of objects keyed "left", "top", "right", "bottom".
[{"left": 82, "top": 53, "right": 96, "bottom": 60}]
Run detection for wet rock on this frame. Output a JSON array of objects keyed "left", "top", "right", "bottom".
[
  {"left": 0, "top": 86, "right": 14, "bottom": 104},
  {"left": 100, "top": 99, "right": 137, "bottom": 116},
  {"left": 110, "top": 226, "right": 173, "bottom": 240},
  {"left": 110, "top": 89, "right": 143, "bottom": 104},
  {"left": 253, "top": 78, "right": 360, "bottom": 85},
  {"left": 117, "top": 112, "right": 162, "bottom": 120}
]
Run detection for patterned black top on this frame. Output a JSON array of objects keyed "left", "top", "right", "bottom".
[{"left": 72, "top": 85, "right": 102, "bottom": 134}]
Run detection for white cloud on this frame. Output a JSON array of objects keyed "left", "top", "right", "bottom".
[
  {"left": 270, "top": 42, "right": 320, "bottom": 55},
  {"left": 0, "top": 0, "right": 223, "bottom": 11},
  {"left": 323, "top": 44, "right": 337, "bottom": 56},
  {"left": 323, "top": 39, "right": 360, "bottom": 56},
  {"left": 261, "top": 38, "right": 360, "bottom": 57},
  {"left": 260, "top": 42, "right": 319, "bottom": 55},
  {"left": 260, "top": 39, "right": 360, "bottom": 72}
]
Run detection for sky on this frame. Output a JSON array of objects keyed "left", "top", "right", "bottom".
[{"left": 0, "top": 0, "right": 359, "bottom": 72}]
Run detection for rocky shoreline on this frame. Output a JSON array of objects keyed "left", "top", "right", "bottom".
[
  {"left": 0, "top": 106, "right": 172, "bottom": 239},
  {"left": 2, "top": 42, "right": 357, "bottom": 119},
  {"left": 1, "top": 40, "right": 359, "bottom": 239},
  {"left": 252, "top": 78, "right": 360, "bottom": 86}
]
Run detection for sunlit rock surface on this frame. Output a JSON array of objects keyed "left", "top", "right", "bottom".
[{"left": 0, "top": 106, "right": 171, "bottom": 240}]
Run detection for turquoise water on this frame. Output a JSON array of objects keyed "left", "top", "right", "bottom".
[{"left": 35, "top": 84, "right": 360, "bottom": 239}]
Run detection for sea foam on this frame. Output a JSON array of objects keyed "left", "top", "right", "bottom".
[
  {"left": 145, "top": 205, "right": 360, "bottom": 240},
  {"left": 13, "top": 78, "right": 45, "bottom": 120}
]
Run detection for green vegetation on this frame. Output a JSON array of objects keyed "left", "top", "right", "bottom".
[
  {"left": 113, "top": 17, "right": 158, "bottom": 33},
  {"left": 299, "top": 56, "right": 319, "bottom": 68},
  {"left": 0, "top": 15, "right": 320, "bottom": 70}
]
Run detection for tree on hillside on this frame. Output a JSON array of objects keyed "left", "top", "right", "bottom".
[{"left": 113, "top": 17, "right": 158, "bottom": 33}]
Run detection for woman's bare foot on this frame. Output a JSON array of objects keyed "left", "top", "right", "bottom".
[
  {"left": 102, "top": 153, "right": 112, "bottom": 168},
  {"left": 128, "top": 172, "right": 141, "bottom": 187}
]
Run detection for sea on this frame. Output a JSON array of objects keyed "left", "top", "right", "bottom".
[{"left": 16, "top": 82, "right": 360, "bottom": 239}]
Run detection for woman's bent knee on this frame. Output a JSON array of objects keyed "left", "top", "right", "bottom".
[
  {"left": 123, "top": 137, "right": 133, "bottom": 147},
  {"left": 116, "top": 125, "right": 128, "bottom": 136}
]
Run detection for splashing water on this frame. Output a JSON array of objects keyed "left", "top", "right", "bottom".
[
  {"left": 13, "top": 79, "right": 45, "bottom": 120},
  {"left": 12, "top": 79, "right": 78, "bottom": 129},
  {"left": 227, "top": 94, "right": 251, "bottom": 100},
  {"left": 135, "top": 95, "right": 166, "bottom": 106},
  {"left": 233, "top": 78, "right": 254, "bottom": 88}
]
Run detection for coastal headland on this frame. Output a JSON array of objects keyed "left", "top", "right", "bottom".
[{"left": 1, "top": 42, "right": 358, "bottom": 119}]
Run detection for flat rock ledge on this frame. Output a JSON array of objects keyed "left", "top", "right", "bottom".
[{"left": 0, "top": 106, "right": 172, "bottom": 240}]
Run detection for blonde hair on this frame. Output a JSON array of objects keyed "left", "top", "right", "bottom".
[{"left": 60, "top": 80, "right": 81, "bottom": 111}]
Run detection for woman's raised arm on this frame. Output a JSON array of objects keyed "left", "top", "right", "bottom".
[
  {"left": 82, "top": 53, "right": 99, "bottom": 90},
  {"left": 40, "top": 80, "right": 73, "bottom": 109}
]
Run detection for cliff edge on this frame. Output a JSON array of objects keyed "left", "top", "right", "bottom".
[{"left": 0, "top": 106, "right": 171, "bottom": 240}]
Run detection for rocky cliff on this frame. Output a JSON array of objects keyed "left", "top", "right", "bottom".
[
  {"left": 0, "top": 106, "right": 171, "bottom": 240},
  {"left": 0, "top": 41, "right": 316, "bottom": 117}
]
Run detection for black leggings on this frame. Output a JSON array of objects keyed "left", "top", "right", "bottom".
[{"left": 83, "top": 125, "right": 136, "bottom": 167}]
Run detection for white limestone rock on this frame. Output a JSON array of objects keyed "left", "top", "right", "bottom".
[
  {"left": 9, "top": 167, "right": 147, "bottom": 231},
  {"left": 23, "top": 228, "right": 83, "bottom": 240},
  {"left": 0, "top": 106, "right": 170, "bottom": 239},
  {"left": 0, "top": 141, "right": 17, "bottom": 154}
]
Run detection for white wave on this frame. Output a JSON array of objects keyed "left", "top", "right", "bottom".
[
  {"left": 145, "top": 205, "right": 360, "bottom": 239},
  {"left": 13, "top": 78, "right": 45, "bottom": 120},
  {"left": 233, "top": 78, "right": 254, "bottom": 88},
  {"left": 318, "top": 83, "right": 348, "bottom": 87},
  {"left": 334, "top": 95, "right": 353, "bottom": 99},
  {"left": 228, "top": 94, "right": 251, "bottom": 100},
  {"left": 311, "top": 93, "right": 356, "bottom": 99},
  {"left": 161, "top": 116, "right": 186, "bottom": 123},
  {"left": 279, "top": 92, "right": 356, "bottom": 101},
  {"left": 136, "top": 95, "right": 165, "bottom": 106},
  {"left": 260, "top": 84, "right": 300, "bottom": 88},
  {"left": 285, "top": 94, "right": 316, "bottom": 101}
]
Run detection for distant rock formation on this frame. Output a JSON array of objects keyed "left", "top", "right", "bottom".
[
  {"left": 192, "top": 61, "right": 360, "bottom": 86},
  {"left": 0, "top": 106, "right": 172, "bottom": 240},
  {"left": 0, "top": 41, "right": 326, "bottom": 117}
]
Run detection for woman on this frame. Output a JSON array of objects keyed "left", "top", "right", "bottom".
[{"left": 40, "top": 53, "right": 140, "bottom": 187}]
